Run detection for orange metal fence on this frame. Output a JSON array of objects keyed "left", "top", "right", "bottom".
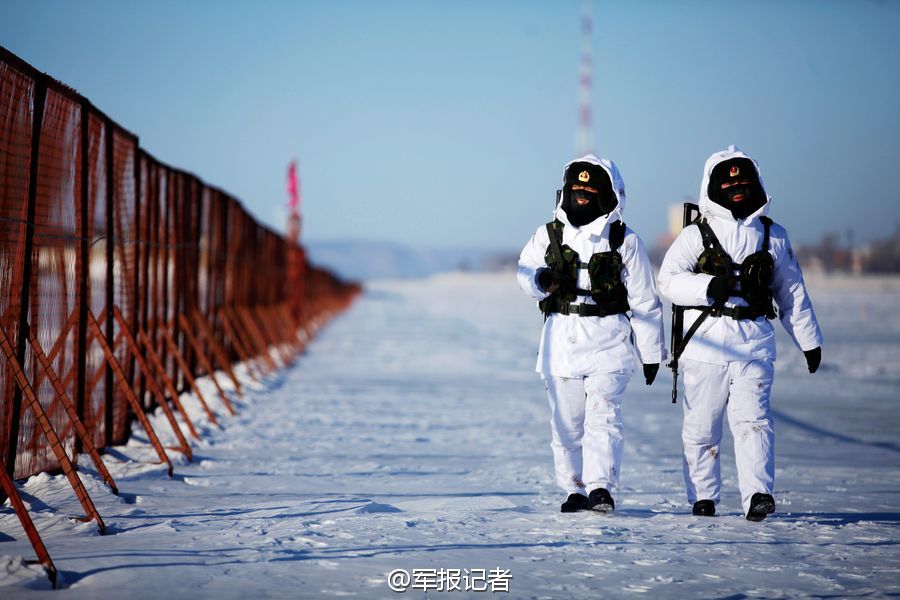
[{"left": 1, "top": 46, "right": 360, "bottom": 585}]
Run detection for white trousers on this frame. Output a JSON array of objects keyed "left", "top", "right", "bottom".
[
  {"left": 543, "top": 371, "right": 632, "bottom": 496},
  {"left": 681, "top": 358, "right": 775, "bottom": 514}
]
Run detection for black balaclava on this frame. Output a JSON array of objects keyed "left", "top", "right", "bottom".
[
  {"left": 561, "top": 162, "right": 617, "bottom": 227},
  {"left": 707, "top": 157, "right": 767, "bottom": 220}
]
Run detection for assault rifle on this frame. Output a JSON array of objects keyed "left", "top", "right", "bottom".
[{"left": 668, "top": 202, "right": 701, "bottom": 403}]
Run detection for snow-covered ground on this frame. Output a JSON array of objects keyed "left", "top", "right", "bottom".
[{"left": 2, "top": 272, "right": 899, "bottom": 598}]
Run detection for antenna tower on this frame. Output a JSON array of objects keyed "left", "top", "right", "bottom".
[{"left": 575, "top": 0, "right": 594, "bottom": 156}]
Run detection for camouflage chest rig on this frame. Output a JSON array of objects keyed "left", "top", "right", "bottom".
[
  {"left": 667, "top": 210, "right": 778, "bottom": 403},
  {"left": 688, "top": 216, "right": 777, "bottom": 320},
  {"left": 538, "top": 219, "right": 630, "bottom": 318}
]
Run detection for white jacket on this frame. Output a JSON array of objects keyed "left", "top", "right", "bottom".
[
  {"left": 657, "top": 146, "right": 823, "bottom": 365},
  {"left": 518, "top": 155, "right": 666, "bottom": 377}
]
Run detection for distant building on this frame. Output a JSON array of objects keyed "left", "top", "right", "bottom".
[{"left": 649, "top": 201, "right": 696, "bottom": 267}]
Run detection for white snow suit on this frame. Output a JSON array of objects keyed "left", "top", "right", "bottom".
[
  {"left": 518, "top": 155, "right": 666, "bottom": 497},
  {"left": 657, "top": 145, "right": 823, "bottom": 515}
]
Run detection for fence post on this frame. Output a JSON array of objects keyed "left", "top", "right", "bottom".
[
  {"left": 159, "top": 324, "right": 218, "bottom": 426},
  {"left": 139, "top": 157, "right": 152, "bottom": 410},
  {"left": 104, "top": 118, "right": 115, "bottom": 447},
  {"left": 128, "top": 137, "right": 141, "bottom": 417},
  {"left": 191, "top": 309, "right": 243, "bottom": 395},
  {"left": 218, "top": 309, "right": 262, "bottom": 381},
  {"left": 178, "top": 313, "right": 235, "bottom": 415},
  {"left": 86, "top": 310, "right": 173, "bottom": 477},
  {"left": 159, "top": 173, "right": 170, "bottom": 390},
  {"left": 0, "top": 323, "right": 106, "bottom": 533},
  {"left": 137, "top": 327, "right": 200, "bottom": 440},
  {"left": 75, "top": 98, "right": 90, "bottom": 458},
  {"left": 235, "top": 307, "right": 277, "bottom": 371},
  {"left": 112, "top": 306, "right": 192, "bottom": 459},
  {"left": 0, "top": 458, "right": 57, "bottom": 588},
  {"left": 27, "top": 330, "right": 119, "bottom": 494}
]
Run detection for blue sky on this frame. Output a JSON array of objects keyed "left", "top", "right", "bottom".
[{"left": 3, "top": 0, "right": 899, "bottom": 251}]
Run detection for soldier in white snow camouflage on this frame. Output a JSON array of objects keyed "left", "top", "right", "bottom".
[
  {"left": 518, "top": 155, "right": 667, "bottom": 513},
  {"left": 658, "top": 145, "right": 824, "bottom": 521}
]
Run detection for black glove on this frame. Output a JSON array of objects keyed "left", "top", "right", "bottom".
[
  {"left": 536, "top": 268, "right": 572, "bottom": 294},
  {"left": 643, "top": 363, "right": 659, "bottom": 385},
  {"left": 706, "top": 275, "right": 732, "bottom": 304},
  {"left": 803, "top": 347, "right": 821, "bottom": 374}
]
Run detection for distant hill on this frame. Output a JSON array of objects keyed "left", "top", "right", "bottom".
[{"left": 306, "top": 240, "right": 516, "bottom": 281}]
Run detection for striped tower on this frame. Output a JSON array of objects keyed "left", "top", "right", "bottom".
[{"left": 575, "top": 0, "right": 594, "bottom": 157}]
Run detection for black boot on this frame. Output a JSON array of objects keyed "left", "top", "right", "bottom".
[
  {"left": 746, "top": 492, "right": 775, "bottom": 522},
  {"left": 692, "top": 500, "right": 716, "bottom": 516},
  {"left": 587, "top": 488, "right": 615, "bottom": 512},
  {"left": 560, "top": 493, "right": 588, "bottom": 513}
]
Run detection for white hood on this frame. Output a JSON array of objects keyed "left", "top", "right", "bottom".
[
  {"left": 699, "top": 145, "right": 771, "bottom": 223},
  {"left": 554, "top": 154, "right": 626, "bottom": 236}
]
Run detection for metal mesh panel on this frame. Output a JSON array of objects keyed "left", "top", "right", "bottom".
[
  {"left": 110, "top": 129, "right": 136, "bottom": 443},
  {"left": 208, "top": 191, "right": 229, "bottom": 356},
  {"left": 163, "top": 170, "right": 177, "bottom": 384},
  {"left": 0, "top": 47, "right": 361, "bottom": 482},
  {"left": 198, "top": 187, "right": 212, "bottom": 318},
  {"left": 223, "top": 201, "right": 238, "bottom": 310},
  {"left": 0, "top": 60, "right": 34, "bottom": 471},
  {"left": 15, "top": 87, "right": 82, "bottom": 477},
  {"left": 182, "top": 176, "right": 200, "bottom": 372},
  {"left": 84, "top": 113, "right": 107, "bottom": 449},
  {"left": 239, "top": 209, "right": 255, "bottom": 307},
  {"left": 148, "top": 165, "right": 168, "bottom": 386}
]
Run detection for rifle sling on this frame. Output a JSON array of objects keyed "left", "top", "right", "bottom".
[{"left": 672, "top": 306, "right": 713, "bottom": 362}]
